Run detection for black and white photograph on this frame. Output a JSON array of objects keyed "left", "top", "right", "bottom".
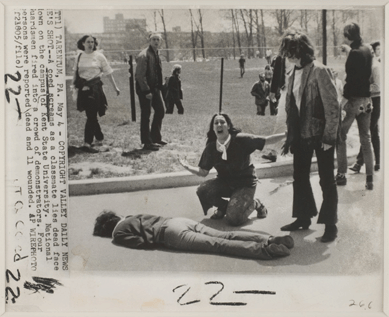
[{"left": 2, "top": 1, "right": 388, "bottom": 316}]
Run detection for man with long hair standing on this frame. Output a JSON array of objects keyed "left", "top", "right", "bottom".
[{"left": 279, "top": 31, "right": 340, "bottom": 243}]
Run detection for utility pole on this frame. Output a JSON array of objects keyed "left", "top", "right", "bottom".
[{"left": 322, "top": 10, "right": 327, "bottom": 65}]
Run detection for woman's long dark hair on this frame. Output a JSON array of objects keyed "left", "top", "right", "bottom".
[
  {"left": 93, "top": 210, "right": 121, "bottom": 238},
  {"left": 279, "top": 31, "right": 315, "bottom": 67},
  {"left": 206, "top": 113, "right": 241, "bottom": 145},
  {"left": 77, "top": 35, "right": 98, "bottom": 51}
]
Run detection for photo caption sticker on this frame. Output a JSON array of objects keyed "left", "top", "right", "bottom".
[{"left": 5, "top": 7, "right": 69, "bottom": 311}]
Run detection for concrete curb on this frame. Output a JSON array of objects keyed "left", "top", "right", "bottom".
[{"left": 69, "top": 154, "right": 357, "bottom": 196}]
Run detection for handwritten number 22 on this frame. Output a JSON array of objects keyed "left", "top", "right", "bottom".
[
  {"left": 173, "top": 281, "right": 246, "bottom": 306},
  {"left": 5, "top": 269, "right": 21, "bottom": 304},
  {"left": 4, "top": 71, "right": 22, "bottom": 102},
  {"left": 4, "top": 71, "right": 22, "bottom": 119}
]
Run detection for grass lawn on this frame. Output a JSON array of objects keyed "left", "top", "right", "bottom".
[{"left": 67, "top": 55, "right": 351, "bottom": 180}]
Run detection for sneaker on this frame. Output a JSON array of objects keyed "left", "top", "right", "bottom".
[
  {"left": 335, "top": 173, "right": 347, "bottom": 186},
  {"left": 349, "top": 163, "right": 361, "bottom": 173},
  {"left": 262, "top": 153, "right": 277, "bottom": 162},
  {"left": 255, "top": 199, "right": 268, "bottom": 219},
  {"left": 94, "top": 140, "right": 103, "bottom": 146},
  {"left": 143, "top": 143, "right": 159, "bottom": 151}
]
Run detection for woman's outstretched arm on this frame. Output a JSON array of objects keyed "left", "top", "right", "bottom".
[
  {"left": 263, "top": 133, "right": 286, "bottom": 146},
  {"left": 178, "top": 156, "right": 209, "bottom": 177}
]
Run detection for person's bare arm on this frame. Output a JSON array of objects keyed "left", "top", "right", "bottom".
[{"left": 178, "top": 157, "right": 209, "bottom": 177}]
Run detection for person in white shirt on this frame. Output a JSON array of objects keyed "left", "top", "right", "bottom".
[{"left": 72, "top": 35, "right": 120, "bottom": 152}]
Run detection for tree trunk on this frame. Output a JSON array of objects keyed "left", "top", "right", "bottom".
[
  {"left": 240, "top": 9, "right": 252, "bottom": 58},
  {"left": 332, "top": 10, "right": 338, "bottom": 57},
  {"left": 198, "top": 9, "right": 206, "bottom": 59},
  {"left": 153, "top": 11, "right": 157, "bottom": 31},
  {"left": 315, "top": 11, "right": 322, "bottom": 57},
  {"left": 304, "top": 10, "right": 309, "bottom": 32},
  {"left": 249, "top": 9, "right": 253, "bottom": 58},
  {"left": 254, "top": 10, "right": 262, "bottom": 58},
  {"left": 260, "top": 10, "right": 267, "bottom": 57},
  {"left": 159, "top": 10, "right": 170, "bottom": 62},
  {"left": 232, "top": 9, "right": 242, "bottom": 55},
  {"left": 189, "top": 9, "right": 197, "bottom": 61},
  {"left": 231, "top": 9, "right": 236, "bottom": 59}
]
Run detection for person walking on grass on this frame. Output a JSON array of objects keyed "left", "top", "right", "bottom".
[
  {"left": 72, "top": 35, "right": 120, "bottom": 153},
  {"left": 93, "top": 211, "right": 294, "bottom": 260},
  {"left": 135, "top": 33, "right": 168, "bottom": 152},
  {"left": 178, "top": 113, "right": 285, "bottom": 227},
  {"left": 278, "top": 31, "right": 340, "bottom": 243},
  {"left": 165, "top": 64, "right": 184, "bottom": 115},
  {"left": 239, "top": 54, "right": 246, "bottom": 78},
  {"left": 349, "top": 41, "right": 381, "bottom": 174},
  {"left": 251, "top": 72, "right": 270, "bottom": 116},
  {"left": 335, "top": 23, "right": 374, "bottom": 190}
]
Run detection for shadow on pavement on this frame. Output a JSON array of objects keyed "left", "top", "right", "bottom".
[{"left": 122, "top": 148, "right": 157, "bottom": 158}]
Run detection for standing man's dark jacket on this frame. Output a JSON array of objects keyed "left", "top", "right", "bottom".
[
  {"left": 135, "top": 45, "right": 163, "bottom": 95},
  {"left": 134, "top": 42, "right": 166, "bottom": 146},
  {"left": 343, "top": 41, "right": 372, "bottom": 99},
  {"left": 270, "top": 55, "right": 286, "bottom": 94}
]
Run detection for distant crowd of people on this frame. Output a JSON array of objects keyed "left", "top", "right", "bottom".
[{"left": 71, "top": 22, "right": 381, "bottom": 260}]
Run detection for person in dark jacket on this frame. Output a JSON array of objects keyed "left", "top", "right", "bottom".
[
  {"left": 251, "top": 72, "right": 270, "bottom": 116},
  {"left": 93, "top": 211, "right": 294, "bottom": 260},
  {"left": 349, "top": 41, "right": 381, "bottom": 173},
  {"left": 239, "top": 54, "right": 246, "bottom": 78},
  {"left": 165, "top": 64, "right": 184, "bottom": 114},
  {"left": 72, "top": 35, "right": 120, "bottom": 153},
  {"left": 278, "top": 31, "right": 340, "bottom": 243},
  {"left": 261, "top": 54, "right": 287, "bottom": 163},
  {"left": 335, "top": 23, "right": 374, "bottom": 190},
  {"left": 135, "top": 33, "right": 167, "bottom": 151}
]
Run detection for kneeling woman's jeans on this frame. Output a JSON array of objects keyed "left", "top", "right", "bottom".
[
  {"left": 163, "top": 218, "right": 272, "bottom": 260},
  {"left": 197, "top": 178, "right": 257, "bottom": 226}
]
